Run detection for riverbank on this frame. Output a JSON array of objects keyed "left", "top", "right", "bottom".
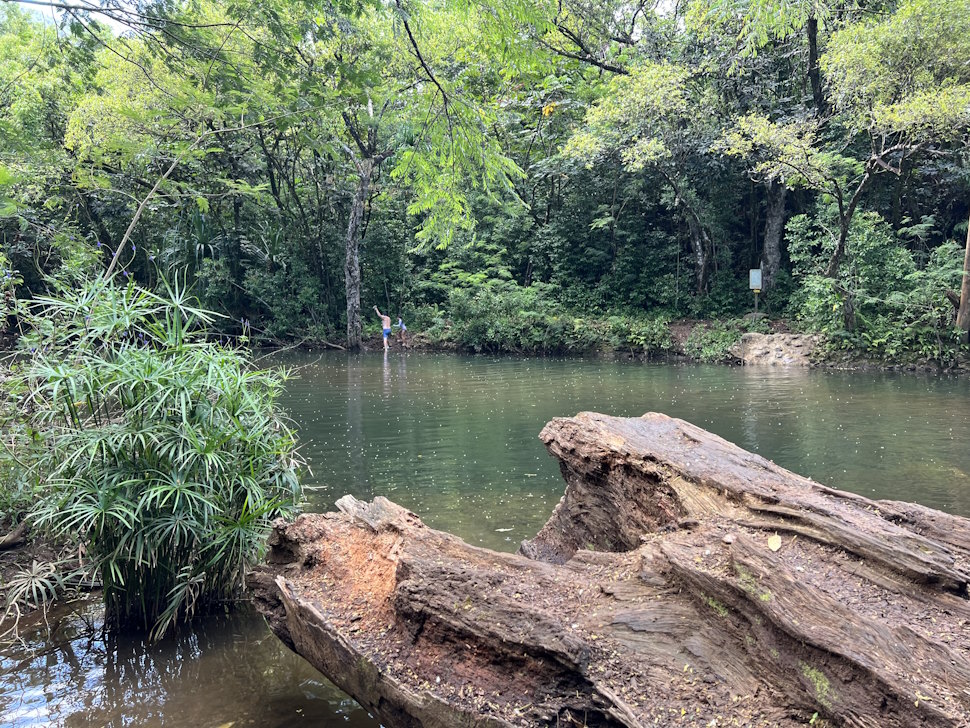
[
  {"left": 351, "top": 315, "right": 970, "bottom": 374},
  {"left": 0, "top": 481, "right": 97, "bottom": 637}
]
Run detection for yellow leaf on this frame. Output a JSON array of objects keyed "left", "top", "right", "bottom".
[{"left": 767, "top": 534, "right": 782, "bottom": 552}]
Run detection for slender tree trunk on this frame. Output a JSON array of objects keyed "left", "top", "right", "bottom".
[
  {"left": 829, "top": 218, "right": 858, "bottom": 331},
  {"left": 837, "top": 283, "right": 857, "bottom": 332},
  {"left": 684, "top": 210, "right": 710, "bottom": 295},
  {"left": 890, "top": 158, "right": 911, "bottom": 228},
  {"left": 806, "top": 16, "right": 826, "bottom": 116},
  {"left": 957, "top": 212, "right": 970, "bottom": 336},
  {"left": 762, "top": 181, "right": 787, "bottom": 289},
  {"left": 256, "top": 128, "right": 286, "bottom": 213},
  {"left": 665, "top": 172, "right": 710, "bottom": 295},
  {"left": 825, "top": 171, "right": 872, "bottom": 279},
  {"left": 345, "top": 159, "right": 374, "bottom": 350},
  {"left": 828, "top": 219, "right": 852, "bottom": 283}
]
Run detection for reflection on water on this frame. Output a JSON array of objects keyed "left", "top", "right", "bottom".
[
  {"left": 0, "top": 601, "right": 377, "bottom": 727},
  {"left": 283, "top": 352, "right": 970, "bottom": 550},
  {"left": 4, "top": 352, "right": 970, "bottom": 726}
]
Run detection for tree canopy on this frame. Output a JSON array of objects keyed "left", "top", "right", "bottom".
[{"left": 2, "top": 0, "right": 970, "bottom": 358}]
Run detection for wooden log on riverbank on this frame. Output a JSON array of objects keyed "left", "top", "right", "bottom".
[{"left": 249, "top": 412, "right": 970, "bottom": 727}]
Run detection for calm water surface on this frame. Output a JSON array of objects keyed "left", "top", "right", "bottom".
[{"left": 4, "top": 352, "right": 970, "bottom": 726}]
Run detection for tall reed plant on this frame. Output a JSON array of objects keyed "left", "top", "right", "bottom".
[{"left": 15, "top": 276, "right": 302, "bottom": 638}]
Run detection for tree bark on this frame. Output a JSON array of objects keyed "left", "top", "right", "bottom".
[
  {"left": 831, "top": 218, "right": 859, "bottom": 331},
  {"left": 683, "top": 206, "right": 711, "bottom": 295},
  {"left": 251, "top": 412, "right": 970, "bottom": 728},
  {"left": 345, "top": 159, "right": 374, "bottom": 350},
  {"left": 806, "top": 15, "right": 826, "bottom": 116},
  {"left": 762, "top": 181, "right": 786, "bottom": 289},
  {"left": 825, "top": 171, "right": 873, "bottom": 331},
  {"left": 662, "top": 171, "right": 710, "bottom": 295},
  {"left": 957, "top": 211, "right": 970, "bottom": 336}
]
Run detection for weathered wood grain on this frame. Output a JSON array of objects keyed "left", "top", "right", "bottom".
[{"left": 250, "top": 412, "right": 970, "bottom": 727}]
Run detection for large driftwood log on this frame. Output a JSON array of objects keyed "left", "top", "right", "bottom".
[{"left": 250, "top": 412, "right": 970, "bottom": 727}]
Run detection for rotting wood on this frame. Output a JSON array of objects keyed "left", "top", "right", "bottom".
[{"left": 250, "top": 412, "right": 970, "bottom": 727}]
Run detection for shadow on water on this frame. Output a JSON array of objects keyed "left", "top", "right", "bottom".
[{"left": 5, "top": 351, "right": 970, "bottom": 725}]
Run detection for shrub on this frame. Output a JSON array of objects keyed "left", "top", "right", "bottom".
[
  {"left": 608, "top": 314, "right": 674, "bottom": 355},
  {"left": 684, "top": 318, "right": 768, "bottom": 363},
  {"left": 13, "top": 277, "right": 302, "bottom": 638},
  {"left": 407, "top": 284, "right": 677, "bottom": 357},
  {"left": 445, "top": 283, "right": 572, "bottom": 354}
]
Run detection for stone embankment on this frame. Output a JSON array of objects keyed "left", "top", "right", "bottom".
[{"left": 730, "top": 332, "right": 819, "bottom": 366}]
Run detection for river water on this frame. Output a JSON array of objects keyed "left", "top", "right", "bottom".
[{"left": 3, "top": 352, "right": 970, "bottom": 726}]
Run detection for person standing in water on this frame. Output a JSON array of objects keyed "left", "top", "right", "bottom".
[
  {"left": 373, "top": 306, "right": 392, "bottom": 351},
  {"left": 394, "top": 316, "right": 407, "bottom": 347}
]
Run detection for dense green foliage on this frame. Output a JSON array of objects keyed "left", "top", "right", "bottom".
[
  {"left": 787, "top": 209, "right": 966, "bottom": 362},
  {"left": 7, "top": 278, "right": 302, "bottom": 636},
  {"left": 412, "top": 282, "right": 673, "bottom": 356},
  {"left": 2, "top": 0, "right": 969, "bottom": 363},
  {"left": 684, "top": 318, "right": 770, "bottom": 364}
]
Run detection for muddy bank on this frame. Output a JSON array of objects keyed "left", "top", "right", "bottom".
[
  {"left": 251, "top": 412, "right": 970, "bottom": 727},
  {"left": 0, "top": 519, "right": 97, "bottom": 636}
]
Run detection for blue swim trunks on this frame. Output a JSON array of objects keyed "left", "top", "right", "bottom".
[{"left": 383, "top": 328, "right": 392, "bottom": 338}]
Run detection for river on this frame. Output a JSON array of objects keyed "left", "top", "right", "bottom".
[{"left": 3, "top": 352, "right": 970, "bottom": 726}]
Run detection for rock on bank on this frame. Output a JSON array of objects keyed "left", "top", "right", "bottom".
[{"left": 730, "top": 332, "right": 819, "bottom": 366}]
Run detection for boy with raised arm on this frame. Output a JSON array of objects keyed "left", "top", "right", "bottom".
[{"left": 373, "top": 306, "right": 392, "bottom": 352}]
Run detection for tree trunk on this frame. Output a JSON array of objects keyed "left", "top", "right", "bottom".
[
  {"left": 344, "top": 159, "right": 374, "bottom": 350},
  {"left": 825, "top": 171, "right": 872, "bottom": 293},
  {"left": 251, "top": 412, "right": 970, "bottom": 728},
  {"left": 683, "top": 209, "right": 710, "bottom": 295},
  {"left": 762, "top": 181, "right": 786, "bottom": 289},
  {"left": 831, "top": 220, "right": 858, "bottom": 331},
  {"left": 806, "top": 15, "right": 826, "bottom": 116},
  {"left": 957, "top": 211, "right": 970, "bottom": 336},
  {"left": 664, "top": 172, "right": 710, "bottom": 296}
]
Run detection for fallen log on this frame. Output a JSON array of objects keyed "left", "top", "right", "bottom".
[{"left": 250, "top": 412, "right": 970, "bottom": 727}]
